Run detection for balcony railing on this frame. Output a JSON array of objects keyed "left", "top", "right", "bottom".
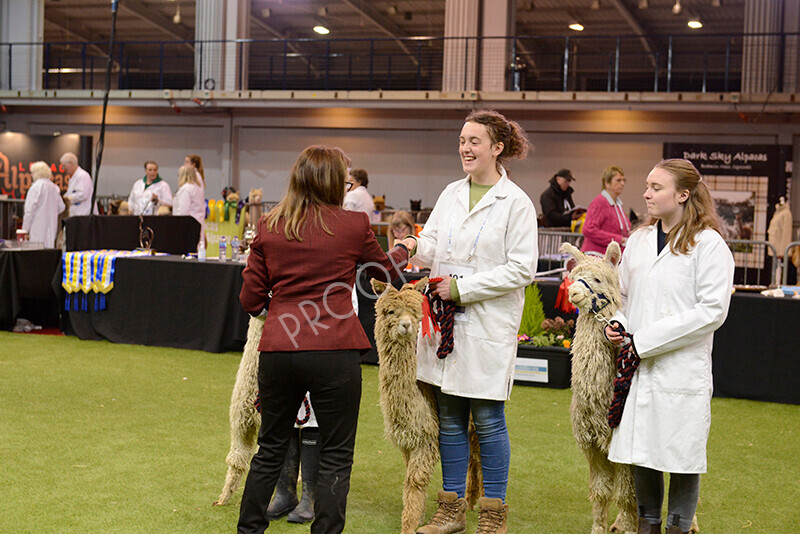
[{"left": 1, "top": 32, "right": 797, "bottom": 94}]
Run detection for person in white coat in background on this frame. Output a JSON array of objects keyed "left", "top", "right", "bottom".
[
  {"left": 173, "top": 164, "right": 206, "bottom": 243},
  {"left": 128, "top": 161, "right": 173, "bottom": 215},
  {"left": 60, "top": 152, "right": 97, "bottom": 216},
  {"left": 411, "top": 109, "right": 538, "bottom": 534},
  {"left": 22, "top": 161, "right": 65, "bottom": 247},
  {"left": 605, "top": 159, "right": 734, "bottom": 534}
]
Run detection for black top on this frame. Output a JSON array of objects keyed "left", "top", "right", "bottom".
[
  {"left": 657, "top": 220, "right": 667, "bottom": 255},
  {"left": 539, "top": 178, "right": 575, "bottom": 227}
]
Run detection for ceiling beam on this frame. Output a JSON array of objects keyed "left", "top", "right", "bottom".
[
  {"left": 119, "top": 0, "right": 194, "bottom": 42},
  {"left": 339, "top": 0, "right": 419, "bottom": 66},
  {"left": 44, "top": 10, "right": 109, "bottom": 58},
  {"left": 250, "top": 15, "right": 319, "bottom": 75},
  {"left": 606, "top": 0, "right": 657, "bottom": 68}
]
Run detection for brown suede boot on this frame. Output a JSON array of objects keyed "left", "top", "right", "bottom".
[
  {"left": 638, "top": 517, "right": 662, "bottom": 534},
  {"left": 416, "top": 490, "right": 467, "bottom": 534},
  {"left": 665, "top": 526, "right": 689, "bottom": 534},
  {"left": 475, "top": 497, "right": 508, "bottom": 534}
]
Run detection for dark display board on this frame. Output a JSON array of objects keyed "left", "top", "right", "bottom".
[{"left": 0, "top": 133, "right": 92, "bottom": 198}]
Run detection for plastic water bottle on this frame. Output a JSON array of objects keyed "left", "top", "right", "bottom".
[
  {"left": 231, "top": 236, "right": 240, "bottom": 261},
  {"left": 219, "top": 235, "right": 227, "bottom": 262},
  {"left": 197, "top": 240, "right": 206, "bottom": 262}
]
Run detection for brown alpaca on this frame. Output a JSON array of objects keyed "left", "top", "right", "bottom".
[
  {"left": 371, "top": 278, "right": 481, "bottom": 534},
  {"left": 562, "top": 242, "right": 699, "bottom": 534}
]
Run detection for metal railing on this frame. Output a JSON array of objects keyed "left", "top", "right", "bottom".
[
  {"left": 725, "top": 239, "right": 778, "bottom": 287},
  {"left": 2, "top": 32, "right": 797, "bottom": 93}
]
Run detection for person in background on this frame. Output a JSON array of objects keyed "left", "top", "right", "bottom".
[
  {"left": 605, "top": 159, "right": 734, "bottom": 534},
  {"left": 539, "top": 168, "right": 583, "bottom": 227},
  {"left": 237, "top": 145, "right": 415, "bottom": 534},
  {"left": 185, "top": 154, "right": 206, "bottom": 187},
  {"left": 581, "top": 165, "right": 631, "bottom": 254},
  {"left": 128, "top": 160, "right": 173, "bottom": 215},
  {"left": 412, "top": 109, "right": 538, "bottom": 534},
  {"left": 173, "top": 164, "right": 206, "bottom": 242},
  {"left": 22, "top": 161, "right": 65, "bottom": 247},
  {"left": 343, "top": 168, "right": 375, "bottom": 216},
  {"left": 60, "top": 152, "right": 97, "bottom": 216},
  {"left": 387, "top": 210, "right": 422, "bottom": 248}
]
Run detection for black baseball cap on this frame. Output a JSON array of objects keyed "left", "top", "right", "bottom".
[{"left": 554, "top": 168, "right": 575, "bottom": 181}]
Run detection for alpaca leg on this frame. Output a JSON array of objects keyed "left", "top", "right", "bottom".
[
  {"left": 215, "top": 409, "right": 260, "bottom": 505},
  {"left": 610, "top": 463, "right": 638, "bottom": 533},
  {"left": 401, "top": 443, "right": 437, "bottom": 534},
  {"left": 584, "top": 447, "right": 615, "bottom": 534},
  {"left": 690, "top": 512, "right": 699, "bottom": 533},
  {"left": 465, "top": 417, "right": 483, "bottom": 511}
]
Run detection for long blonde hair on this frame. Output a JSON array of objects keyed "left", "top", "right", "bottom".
[
  {"left": 646, "top": 158, "right": 720, "bottom": 254},
  {"left": 178, "top": 164, "right": 199, "bottom": 187},
  {"left": 265, "top": 145, "right": 350, "bottom": 241}
]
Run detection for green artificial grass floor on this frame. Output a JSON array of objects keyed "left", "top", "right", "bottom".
[{"left": 1, "top": 332, "right": 798, "bottom": 533}]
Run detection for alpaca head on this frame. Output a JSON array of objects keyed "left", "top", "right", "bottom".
[
  {"left": 371, "top": 277, "right": 428, "bottom": 341},
  {"left": 560, "top": 242, "right": 622, "bottom": 317}
]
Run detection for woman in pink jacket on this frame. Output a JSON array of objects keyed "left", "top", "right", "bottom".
[{"left": 581, "top": 165, "right": 631, "bottom": 254}]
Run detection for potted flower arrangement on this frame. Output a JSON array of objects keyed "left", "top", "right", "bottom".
[{"left": 514, "top": 284, "right": 575, "bottom": 389}]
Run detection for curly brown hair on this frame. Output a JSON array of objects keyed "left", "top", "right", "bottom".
[{"left": 464, "top": 109, "right": 532, "bottom": 169}]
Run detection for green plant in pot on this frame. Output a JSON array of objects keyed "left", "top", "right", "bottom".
[{"left": 517, "top": 283, "right": 575, "bottom": 348}]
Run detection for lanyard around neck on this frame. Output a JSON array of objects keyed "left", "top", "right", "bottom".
[{"left": 447, "top": 198, "right": 497, "bottom": 260}]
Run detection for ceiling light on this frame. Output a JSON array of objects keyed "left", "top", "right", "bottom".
[
  {"left": 711, "top": 0, "right": 721, "bottom": 6},
  {"left": 688, "top": 17, "right": 703, "bottom": 29},
  {"left": 590, "top": 0, "right": 600, "bottom": 9},
  {"left": 173, "top": 4, "right": 181, "bottom": 24},
  {"left": 317, "top": 7, "right": 328, "bottom": 17},
  {"left": 638, "top": 0, "right": 648, "bottom": 8},
  {"left": 387, "top": 5, "right": 398, "bottom": 16},
  {"left": 672, "top": 0, "right": 682, "bottom": 15},
  {"left": 568, "top": 21, "right": 585, "bottom": 31},
  {"left": 261, "top": 8, "right": 271, "bottom": 18},
  {"left": 313, "top": 25, "right": 330, "bottom": 35}
]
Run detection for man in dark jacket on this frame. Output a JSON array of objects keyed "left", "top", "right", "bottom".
[{"left": 539, "top": 168, "right": 583, "bottom": 227}]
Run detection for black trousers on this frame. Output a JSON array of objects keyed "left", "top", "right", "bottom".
[{"left": 237, "top": 350, "right": 362, "bottom": 534}]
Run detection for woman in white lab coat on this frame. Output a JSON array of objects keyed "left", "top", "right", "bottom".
[
  {"left": 22, "top": 161, "right": 65, "bottom": 247},
  {"left": 412, "top": 110, "right": 537, "bottom": 534},
  {"left": 605, "top": 159, "right": 734, "bottom": 534},
  {"left": 173, "top": 164, "right": 206, "bottom": 243}
]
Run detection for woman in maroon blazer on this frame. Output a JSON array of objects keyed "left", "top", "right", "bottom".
[{"left": 237, "top": 145, "right": 415, "bottom": 534}]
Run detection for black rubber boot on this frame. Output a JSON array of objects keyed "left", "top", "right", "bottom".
[
  {"left": 288, "top": 428, "right": 320, "bottom": 524},
  {"left": 266, "top": 430, "right": 300, "bottom": 520}
]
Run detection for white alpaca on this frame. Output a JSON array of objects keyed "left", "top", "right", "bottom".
[
  {"left": 561, "top": 242, "right": 638, "bottom": 534},
  {"left": 214, "top": 315, "right": 263, "bottom": 506},
  {"left": 562, "top": 242, "right": 699, "bottom": 534},
  {"left": 371, "top": 278, "right": 482, "bottom": 534}
]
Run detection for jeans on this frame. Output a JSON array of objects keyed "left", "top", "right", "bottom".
[
  {"left": 434, "top": 387, "right": 510, "bottom": 501},
  {"left": 237, "top": 350, "right": 362, "bottom": 534}
]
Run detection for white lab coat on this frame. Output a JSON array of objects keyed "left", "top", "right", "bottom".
[
  {"left": 173, "top": 182, "right": 206, "bottom": 240},
  {"left": 414, "top": 169, "right": 539, "bottom": 400},
  {"left": 64, "top": 166, "right": 97, "bottom": 216},
  {"left": 22, "top": 178, "right": 65, "bottom": 247},
  {"left": 608, "top": 225, "right": 734, "bottom": 473},
  {"left": 128, "top": 178, "right": 174, "bottom": 215},
  {"left": 343, "top": 186, "right": 375, "bottom": 216}
]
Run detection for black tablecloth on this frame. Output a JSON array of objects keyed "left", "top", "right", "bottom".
[
  {"left": 60, "top": 255, "right": 248, "bottom": 353},
  {"left": 0, "top": 248, "right": 62, "bottom": 330},
  {"left": 713, "top": 291, "right": 800, "bottom": 404},
  {"left": 65, "top": 215, "right": 200, "bottom": 255}
]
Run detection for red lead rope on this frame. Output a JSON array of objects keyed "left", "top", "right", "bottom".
[
  {"left": 607, "top": 327, "right": 640, "bottom": 428},
  {"left": 422, "top": 277, "right": 456, "bottom": 359}
]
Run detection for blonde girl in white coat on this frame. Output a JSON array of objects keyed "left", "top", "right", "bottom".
[
  {"left": 605, "top": 159, "right": 734, "bottom": 534},
  {"left": 413, "top": 110, "right": 537, "bottom": 534}
]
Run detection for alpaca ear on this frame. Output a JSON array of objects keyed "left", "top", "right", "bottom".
[
  {"left": 559, "top": 242, "right": 586, "bottom": 263},
  {"left": 605, "top": 241, "right": 622, "bottom": 267},
  {"left": 412, "top": 276, "right": 429, "bottom": 293},
  {"left": 371, "top": 278, "right": 389, "bottom": 295}
]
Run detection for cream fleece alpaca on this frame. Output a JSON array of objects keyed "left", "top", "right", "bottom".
[
  {"left": 371, "top": 278, "right": 482, "bottom": 534},
  {"left": 214, "top": 315, "right": 264, "bottom": 506}
]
